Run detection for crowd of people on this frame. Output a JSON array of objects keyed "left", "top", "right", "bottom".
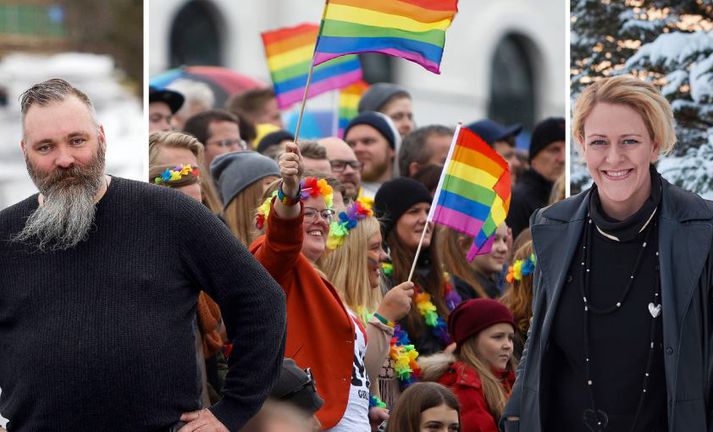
[
  {"left": 144, "top": 78, "right": 567, "bottom": 432},
  {"left": 0, "top": 72, "right": 710, "bottom": 432}
]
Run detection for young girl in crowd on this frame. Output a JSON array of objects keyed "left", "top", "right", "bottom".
[
  {"left": 319, "top": 200, "right": 414, "bottom": 409},
  {"left": 438, "top": 223, "right": 510, "bottom": 300},
  {"left": 148, "top": 164, "right": 226, "bottom": 404},
  {"left": 500, "top": 240, "right": 535, "bottom": 361},
  {"left": 420, "top": 299, "right": 516, "bottom": 432},
  {"left": 250, "top": 143, "right": 368, "bottom": 431},
  {"left": 209, "top": 151, "right": 280, "bottom": 245},
  {"left": 385, "top": 382, "right": 460, "bottom": 432}
]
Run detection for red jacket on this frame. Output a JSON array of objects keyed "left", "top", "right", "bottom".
[
  {"left": 250, "top": 203, "right": 354, "bottom": 429},
  {"left": 437, "top": 361, "right": 515, "bottom": 432}
]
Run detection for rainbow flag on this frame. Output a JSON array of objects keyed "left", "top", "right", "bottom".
[
  {"left": 430, "top": 126, "right": 511, "bottom": 261},
  {"left": 337, "top": 80, "right": 369, "bottom": 138},
  {"left": 313, "top": 0, "right": 458, "bottom": 74},
  {"left": 262, "top": 23, "right": 362, "bottom": 109}
]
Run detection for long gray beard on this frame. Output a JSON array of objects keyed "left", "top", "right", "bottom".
[{"left": 14, "top": 150, "right": 105, "bottom": 251}]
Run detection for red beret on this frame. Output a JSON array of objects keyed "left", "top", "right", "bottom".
[{"left": 448, "top": 299, "right": 515, "bottom": 347}]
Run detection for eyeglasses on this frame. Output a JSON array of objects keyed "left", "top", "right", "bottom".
[
  {"left": 304, "top": 207, "right": 335, "bottom": 223},
  {"left": 330, "top": 159, "right": 363, "bottom": 172},
  {"left": 208, "top": 138, "right": 247, "bottom": 150}
]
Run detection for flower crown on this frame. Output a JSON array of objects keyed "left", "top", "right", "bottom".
[
  {"left": 326, "top": 199, "right": 373, "bottom": 249},
  {"left": 506, "top": 253, "right": 537, "bottom": 283},
  {"left": 255, "top": 177, "right": 334, "bottom": 230},
  {"left": 153, "top": 164, "right": 200, "bottom": 186}
]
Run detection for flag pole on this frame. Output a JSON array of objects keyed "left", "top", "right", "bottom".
[
  {"left": 292, "top": 62, "right": 316, "bottom": 144},
  {"left": 293, "top": 0, "right": 330, "bottom": 144},
  {"left": 407, "top": 123, "right": 463, "bottom": 283},
  {"left": 331, "top": 90, "right": 339, "bottom": 136}
]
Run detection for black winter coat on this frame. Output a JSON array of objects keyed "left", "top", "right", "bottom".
[{"left": 502, "top": 179, "right": 713, "bottom": 432}]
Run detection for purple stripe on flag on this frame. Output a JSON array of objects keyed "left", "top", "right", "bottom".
[
  {"left": 432, "top": 205, "right": 484, "bottom": 237},
  {"left": 467, "top": 234, "right": 494, "bottom": 261},
  {"left": 314, "top": 49, "right": 441, "bottom": 74},
  {"left": 275, "top": 69, "right": 362, "bottom": 109}
]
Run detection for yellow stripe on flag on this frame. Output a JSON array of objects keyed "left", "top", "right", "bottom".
[
  {"left": 325, "top": 4, "right": 452, "bottom": 33},
  {"left": 490, "top": 196, "right": 508, "bottom": 224},
  {"left": 267, "top": 45, "right": 314, "bottom": 71},
  {"left": 453, "top": 146, "right": 505, "bottom": 179},
  {"left": 446, "top": 160, "right": 499, "bottom": 189}
]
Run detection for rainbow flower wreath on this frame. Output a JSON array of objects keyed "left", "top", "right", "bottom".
[
  {"left": 153, "top": 164, "right": 200, "bottom": 185},
  {"left": 376, "top": 264, "right": 463, "bottom": 389},
  {"left": 326, "top": 199, "right": 373, "bottom": 249},
  {"left": 506, "top": 253, "right": 537, "bottom": 283},
  {"left": 255, "top": 177, "right": 333, "bottom": 229}
]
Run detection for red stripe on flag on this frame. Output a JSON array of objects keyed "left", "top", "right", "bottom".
[{"left": 400, "top": 0, "right": 459, "bottom": 12}]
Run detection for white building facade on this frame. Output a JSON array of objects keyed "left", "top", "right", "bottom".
[{"left": 150, "top": 0, "right": 566, "bottom": 139}]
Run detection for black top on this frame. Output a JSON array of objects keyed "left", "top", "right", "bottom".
[
  {"left": 0, "top": 177, "right": 286, "bottom": 431},
  {"left": 390, "top": 251, "right": 446, "bottom": 356},
  {"left": 545, "top": 172, "right": 667, "bottom": 432},
  {"left": 506, "top": 168, "right": 553, "bottom": 239},
  {"left": 452, "top": 270, "right": 500, "bottom": 300}
]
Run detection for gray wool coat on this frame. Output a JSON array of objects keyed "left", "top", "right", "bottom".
[{"left": 502, "top": 179, "right": 713, "bottom": 432}]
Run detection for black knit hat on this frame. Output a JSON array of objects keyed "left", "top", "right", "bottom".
[
  {"left": 343, "top": 111, "right": 397, "bottom": 149},
  {"left": 149, "top": 86, "right": 184, "bottom": 114},
  {"left": 529, "top": 117, "right": 565, "bottom": 162},
  {"left": 373, "top": 177, "right": 433, "bottom": 240},
  {"left": 270, "top": 358, "right": 324, "bottom": 415},
  {"left": 257, "top": 130, "right": 295, "bottom": 155}
]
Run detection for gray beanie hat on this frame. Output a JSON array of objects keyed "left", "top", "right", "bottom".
[
  {"left": 210, "top": 151, "right": 280, "bottom": 207},
  {"left": 358, "top": 83, "right": 410, "bottom": 113}
]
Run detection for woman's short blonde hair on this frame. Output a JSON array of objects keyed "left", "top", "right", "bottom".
[{"left": 572, "top": 75, "right": 676, "bottom": 155}]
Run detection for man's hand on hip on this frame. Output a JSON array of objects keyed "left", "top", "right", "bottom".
[{"left": 178, "top": 409, "right": 229, "bottom": 432}]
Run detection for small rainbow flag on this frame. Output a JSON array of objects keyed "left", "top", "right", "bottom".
[
  {"left": 430, "top": 125, "right": 511, "bottom": 261},
  {"left": 262, "top": 23, "right": 362, "bottom": 109},
  {"left": 337, "top": 80, "right": 369, "bottom": 138},
  {"left": 313, "top": 0, "right": 458, "bottom": 74}
]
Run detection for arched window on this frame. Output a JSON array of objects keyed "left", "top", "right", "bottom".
[
  {"left": 488, "top": 33, "right": 536, "bottom": 132},
  {"left": 169, "top": 1, "right": 223, "bottom": 67},
  {"left": 359, "top": 53, "right": 394, "bottom": 84}
]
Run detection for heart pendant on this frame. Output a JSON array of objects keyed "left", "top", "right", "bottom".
[
  {"left": 583, "top": 408, "right": 609, "bottom": 431},
  {"left": 648, "top": 302, "right": 661, "bottom": 318}
]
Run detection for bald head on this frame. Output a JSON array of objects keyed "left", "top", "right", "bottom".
[{"left": 318, "top": 137, "right": 362, "bottom": 200}]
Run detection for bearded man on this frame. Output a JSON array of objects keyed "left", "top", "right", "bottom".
[
  {"left": 343, "top": 111, "right": 401, "bottom": 199},
  {"left": 0, "top": 79, "right": 286, "bottom": 432}
]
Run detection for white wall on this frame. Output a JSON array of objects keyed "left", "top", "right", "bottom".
[{"left": 149, "top": 0, "right": 566, "bottom": 127}]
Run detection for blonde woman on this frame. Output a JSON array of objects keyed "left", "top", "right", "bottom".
[
  {"left": 320, "top": 201, "right": 414, "bottom": 408},
  {"left": 504, "top": 75, "right": 713, "bottom": 431},
  {"left": 148, "top": 130, "right": 223, "bottom": 214}
]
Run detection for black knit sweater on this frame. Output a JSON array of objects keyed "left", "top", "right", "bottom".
[{"left": 0, "top": 177, "right": 286, "bottom": 431}]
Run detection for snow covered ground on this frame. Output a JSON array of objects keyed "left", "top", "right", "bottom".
[{"left": 0, "top": 52, "right": 145, "bottom": 209}]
